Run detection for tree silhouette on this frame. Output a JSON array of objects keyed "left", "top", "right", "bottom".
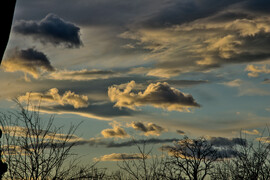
[
  {"left": 0, "top": 100, "right": 99, "bottom": 179},
  {"left": 211, "top": 133, "right": 270, "bottom": 180},
  {"left": 165, "top": 137, "right": 218, "bottom": 180},
  {"left": 0, "top": 129, "right": 8, "bottom": 179},
  {"left": 0, "top": 0, "right": 16, "bottom": 64}
]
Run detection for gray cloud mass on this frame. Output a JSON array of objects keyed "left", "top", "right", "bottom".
[
  {"left": 2, "top": 48, "right": 54, "bottom": 79},
  {"left": 13, "top": 13, "right": 82, "bottom": 48}
]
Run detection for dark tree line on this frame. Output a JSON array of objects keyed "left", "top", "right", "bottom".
[{"left": 1, "top": 101, "right": 270, "bottom": 179}]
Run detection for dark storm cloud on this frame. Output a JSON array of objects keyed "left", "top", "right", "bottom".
[
  {"left": 13, "top": 13, "right": 82, "bottom": 48},
  {"left": 2, "top": 48, "right": 54, "bottom": 78},
  {"left": 244, "top": 0, "right": 270, "bottom": 14},
  {"left": 142, "top": 0, "right": 244, "bottom": 27},
  {"left": 14, "top": 0, "right": 251, "bottom": 27},
  {"left": 14, "top": 0, "right": 166, "bottom": 26}
]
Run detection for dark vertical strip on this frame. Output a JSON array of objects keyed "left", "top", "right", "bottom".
[{"left": 0, "top": 0, "right": 16, "bottom": 64}]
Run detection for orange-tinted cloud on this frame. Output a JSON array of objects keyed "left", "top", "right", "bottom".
[
  {"left": 18, "top": 88, "right": 89, "bottom": 109},
  {"left": 94, "top": 153, "right": 147, "bottom": 161},
  {"left": 108, "top": 81, "right": 200, "bottom": 112},
  {"left": 130, "top": 122, "right": 166, "bottom": 136},
  {"left": 2, "top": 48, "right": 54, "bottom": 79}
]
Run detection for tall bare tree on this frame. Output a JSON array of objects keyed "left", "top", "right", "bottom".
[
  {"left": 211, "top": 133, "right": 270, "bottom": 180},
  {"left": 0, "top": 101, "right": 94, "bottom": 179},
  {"left": 117, "top": 139, "right": 168, "bottom": 180},
  {"left": 165, "top": 137, "right": 218, "bottom": 180}
]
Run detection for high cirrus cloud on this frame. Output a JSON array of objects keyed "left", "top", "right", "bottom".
[
  {"left": 13, "top": 13, "right": 83, "bottom": 48},
  {"left": 130, "top": 122, "right": 166, "bottom": 136},
  {"left": 18, "top": 88, "right": 89, "bottom": 109},
  {"left": 108, "top": 81, "right": 200, "bottom": 112},
  {"left": 2, "top": 48, "right": 54, "bottom": 79}
]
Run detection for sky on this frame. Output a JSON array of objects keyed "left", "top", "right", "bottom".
[{"left": 1, "top": 0, "right": 270, "bottom": 168}]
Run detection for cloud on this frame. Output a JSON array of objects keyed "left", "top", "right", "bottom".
[
  {"left": 38, "top": 102, "right": 132, "bottom": 121},
  {"left": 245, "top": 64, "right": 270, "bottom": 77},
  {"left": 222, "top": 79, "right": 270, "bottom": 96},
  {"left": 47, "top": 69, "right": 121, "bottom": 81},
  {"left": 208, "top": 137, "right": 247, "bottom": 147},
  {"left": 18, "top": 88, "right": 89, "bottom": 109},
  {"left": 221, "top": 79, "right": 242, "bottom": 87},
  {"left": 106, "top": 138, "right": 180, "bottom": 148},
  {"left": 129, "top": 122, "right": 166, "bottom": 136},
  {"left": 119, "top": 11, "right": 270, "bottom": 78},
  {"left": 94, "top": 153, "right": 146, "bottom": 161},
  {"left": 2, "top": 126, "right": 83, "bottom": 142},
  {"left": 156, "top": 80, "right": 209, "bottom": 88},
  {"left": 32, "top": 136, "right": 180, "bottom": 149},
  {"left": 262, "top": 78, "right": 270, "bottom": 84},
  {"left": 257, "top": 137, "right": 270, "bottom": 143},
  {"left": 2, "top": 48, "right": 54, "bottom": 79},
  {"left": 13, "top": 13, "right": 82, "bottom": 48},
  {"left": 176, "top": 130, "right": 185, "bottom": 135},
  {"left": 108, "top": 81, "right": 200, "bottom": 112},
  {"left": 161, "top": 137, "right": 246, "bottom": 159},
  {"left": 241, "top": 129, "right": 260, "bottom": 135},
  {"left": 101, "top": 124, "right": 129, "bottom": 138}
]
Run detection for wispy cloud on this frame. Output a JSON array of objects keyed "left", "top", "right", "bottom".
[
  {"left": 241, "top": 129, "right": 260, "bottom": 135},
  {"left": 47, "top": 69, "right": 121, "bottom": 81},
  {"left": 222, "top": 79, "right": 270, "bottom": 96},
  {"left": 94, "top": 153, "right": 147, "bottom": 161},
  {"left": 2, "top": 126, "right": 84, "bottom": 142}
]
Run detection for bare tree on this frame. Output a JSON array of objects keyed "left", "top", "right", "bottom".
[
  {"left": 117, "top": 139, "right": 168, "bottom": 180},
  {"left": 165, "top": 136, "right": 218, "bottom": 180},
  {"left": 211, "top": 132, "right": 270, "bottom": 180},
  {"left": 0, "top": 100, "right": 96, "bottom": 180}
]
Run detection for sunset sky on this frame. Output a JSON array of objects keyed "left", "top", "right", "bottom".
[{"left": 1, "top": 0, "right": 270, "bottom": 168}]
